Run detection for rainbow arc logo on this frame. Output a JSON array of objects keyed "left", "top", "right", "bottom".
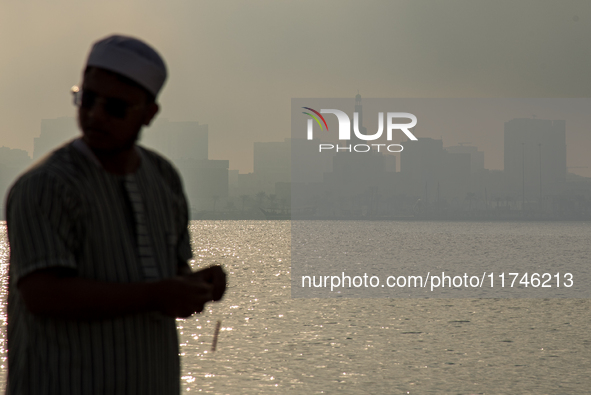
[{"left": 302, "top": 107, "right": 328, "bottom": 132}]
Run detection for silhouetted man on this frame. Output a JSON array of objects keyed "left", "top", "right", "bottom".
[{"left": 5, "top": 35, "right": 225, "bottom": 394}]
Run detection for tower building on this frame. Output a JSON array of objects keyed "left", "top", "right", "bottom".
[{"left": 504, "top": 118, "right": 566, "bottom": 199}]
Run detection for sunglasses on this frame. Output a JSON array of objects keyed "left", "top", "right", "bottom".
[{"left": 71, "top": 86, "right": 144, "bottom": 119}]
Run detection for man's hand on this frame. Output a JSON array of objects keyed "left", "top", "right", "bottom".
[
  {"left": 153, "top": 276, "right": 214, "bottom": 318},
  {"left": 187, "top": 265, "right": 227, "bottom": 301}
]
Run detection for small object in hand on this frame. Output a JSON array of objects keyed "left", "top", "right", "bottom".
[
  {"left": 190, "top": 265, "right": 227, "bottom": 301},
  {"left": 211, "top": 320, "right": 221, "bottom": 352}
]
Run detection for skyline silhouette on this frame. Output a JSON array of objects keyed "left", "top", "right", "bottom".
[
  {"left": 2, "top": 97, "right": 590, "bottom": 220},
  {"left": 2, "top": 1, "right": 591, "bottom": 177}
]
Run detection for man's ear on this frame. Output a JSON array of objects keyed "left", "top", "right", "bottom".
[{"left": 143, "top": 102, "right": 159, "bottom": 126}]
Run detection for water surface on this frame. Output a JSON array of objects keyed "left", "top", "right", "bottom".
[{"left": 0, "top": 221, "right": 589, "bottom": 394}]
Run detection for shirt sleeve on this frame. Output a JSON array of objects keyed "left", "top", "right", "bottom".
[{"left": 6, "top": 171, "right": 82, "bottom": 284}]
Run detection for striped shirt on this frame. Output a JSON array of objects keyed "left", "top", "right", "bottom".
[{"left": 5, "top": 139, "right": 192, "bottom": 394}]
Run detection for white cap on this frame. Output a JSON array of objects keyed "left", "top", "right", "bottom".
[{"left": 86, "top": 35, "right": 167, "bottom": 97}]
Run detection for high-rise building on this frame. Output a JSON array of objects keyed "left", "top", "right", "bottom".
[
  {"left": 322, "top": 94, "right": 394, "bottom": 192},
  {"left": 504, "top": 118, "right": 566, "bottom": 199},
  {"left": 176, "top": 159, "right": 229, "bottom": 211},
  {"left": 400, "top": 137, "right": 470, "bottom": 202},
  {"left": 445, "top": 145, "right": 484, "bottom": 173},
  {"left": 400, "top": 137, "right": 444, "bottom": 198},
  {"left": 348, "top": 93, "right": 366, "bottom": 148},
  {"left": 254, "top": 139, "right": 291, "bottom": 186},
  {"left": 140, "top": 118, "right": 229, "bottom": 212},
  {"left": 141, "top": 118, "right": 208, "bottom": 161},
  {"left": 252, "top": 137, "right": 333, "bottom": 195}
]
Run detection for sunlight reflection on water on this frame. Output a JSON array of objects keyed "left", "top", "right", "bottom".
[{"left": 0, "top": 221, "right": 590, "bottom": 393}]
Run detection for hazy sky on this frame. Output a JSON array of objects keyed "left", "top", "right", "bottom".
[{"left": 1, "top": 0, "right": 590, "bottom": 175}]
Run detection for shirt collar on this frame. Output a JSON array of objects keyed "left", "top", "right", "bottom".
[{"left": 71, "top": 138, "right": 143, "bottom": 174}]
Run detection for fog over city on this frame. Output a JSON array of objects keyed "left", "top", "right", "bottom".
[
  {"left": 1, "top": 0, "right": 591, "bottom": 176},
  {"left": 2, "top": 3, "right": 591, "bottom": 392}
]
